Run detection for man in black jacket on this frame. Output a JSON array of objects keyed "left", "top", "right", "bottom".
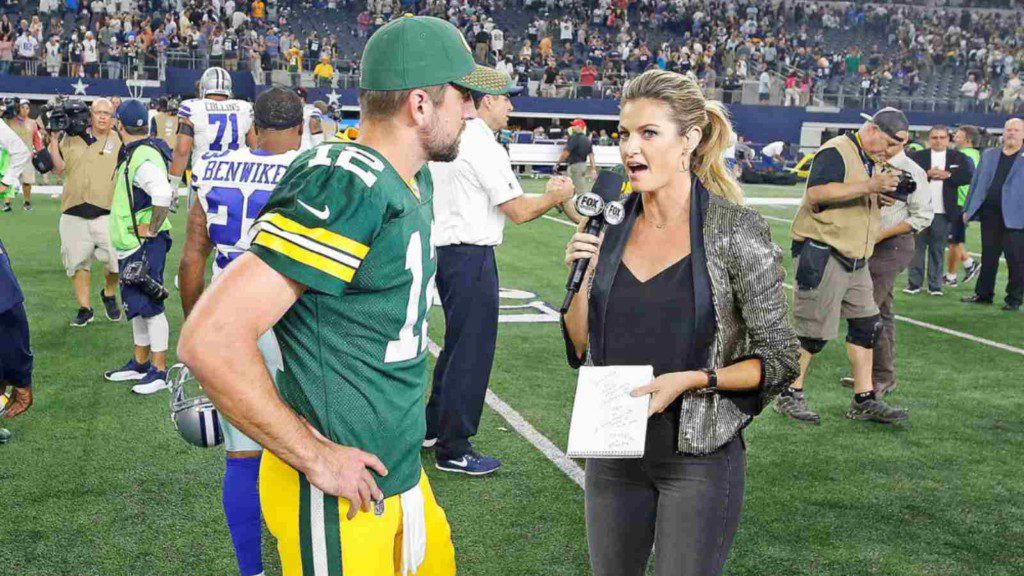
[{"left": 906, "top": 126, "right": 974, "bottom": 295}]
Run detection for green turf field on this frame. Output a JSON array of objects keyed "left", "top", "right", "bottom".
[{"left": 1, "top": 181, "right": 1022, "bottom": 576}]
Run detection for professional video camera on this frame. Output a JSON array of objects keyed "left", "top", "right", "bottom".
[
  {"left": 41, "top": 96, "right": 91, "bottom": 137},
  {"left": 0, "top": 97, "right": 19, "bottom": 120},
  {"left": 881, "top": 165, "right": 917, "bottom": 202}
]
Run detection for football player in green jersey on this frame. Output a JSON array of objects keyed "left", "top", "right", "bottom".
[{"left": 178, "top": 15, "right": 509, "bottom": 576}]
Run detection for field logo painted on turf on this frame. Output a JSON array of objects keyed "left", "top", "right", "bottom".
[{"left": 429, "top": 287, "right": 560, "bottom": 323}]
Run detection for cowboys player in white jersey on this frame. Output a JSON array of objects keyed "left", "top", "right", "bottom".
[
  {"left": 169, "top": 67, "right": 257, "bottom": 193},
  {"left": 294, "top": 87, "right": 326, "bottom": 151},
  {"left": 177, "top": 87, "right": 302, "bottom": 576}
]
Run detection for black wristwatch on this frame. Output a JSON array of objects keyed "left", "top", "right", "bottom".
[{"left": 700, "top": 368, "right": 718, "bottom": 392}]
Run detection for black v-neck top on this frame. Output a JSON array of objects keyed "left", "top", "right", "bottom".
[{"left": 603, "top": 255, "right": 698, "bottom": 417}]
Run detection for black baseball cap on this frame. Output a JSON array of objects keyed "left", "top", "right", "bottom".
[{"left": 860, "top": 108, "right": 910, "bottom": 142}]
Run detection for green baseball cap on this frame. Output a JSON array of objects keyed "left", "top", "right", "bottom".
[{"left": 360, "top": 15, "right": 512, "bottom": 95}]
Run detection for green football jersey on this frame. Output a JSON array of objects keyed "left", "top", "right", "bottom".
[{"left": 249, "top": 142, "right": 436, "bottom": 497}]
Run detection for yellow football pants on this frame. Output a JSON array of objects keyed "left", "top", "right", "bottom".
[{"left": 260, "top": 450, "right": 456, "bottom": 576}]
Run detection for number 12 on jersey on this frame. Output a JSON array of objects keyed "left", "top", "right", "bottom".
[{"left": 385, "top": 231, "right": 436, "bottom": 364}]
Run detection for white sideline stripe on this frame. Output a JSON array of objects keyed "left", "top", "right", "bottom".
[
  {"left": 543, "top": 212, "right": 1023, "bottom": 358},
  {"left": 427, "top": 340, "right": 585, "bottom": 489},
  {"left": 779, "top": 279, "right": 1024, "bottom": 356}
]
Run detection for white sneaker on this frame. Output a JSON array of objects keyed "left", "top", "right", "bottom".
[
  {"left": 422, "top": 437, "right": 438, "bottom": 449},
  {"left": 131, "top": 369, "right": 169, "bottom": 395}
]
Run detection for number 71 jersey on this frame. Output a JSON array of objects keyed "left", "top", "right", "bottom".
[
  {"left": 248, "top": 142, "right": 436, "bottom": 498},
  {"left": 178, "top": 98, "right": 254, "bottom": 158}
]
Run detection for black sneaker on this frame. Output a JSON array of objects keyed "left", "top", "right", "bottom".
[
  {"left": 962, "top": 294, "right": 993, "bottom": 304},
  {"left": 100, "top": 289, "right": 122, "bottom": 321},
  {"left": 773, "top": 394, "right": 820, "bottom": 424},
  {"left": 963, "top": 261, "right": 982, "bottom": 284},
  {"left": 1, "top": 203, "right": 10, "bottom": 213},
  {"left": 71, "top": 307, "right": 94, "bottom": 327},
  {"left": 1002, "top": 303, "right": 1021, "bottom": 312},
  {"left": 902, "top": 286, "right": 920, "bottom": 295},
  {"left": 22, "top": 201, "right": 31, "bottom": 211},
  {"left": 846, "top": 397, "right": 908, "bottom": 423}
]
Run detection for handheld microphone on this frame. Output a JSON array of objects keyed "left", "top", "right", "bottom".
[{"left": 560, "top": 170, "right": 628, "bottom": 313}]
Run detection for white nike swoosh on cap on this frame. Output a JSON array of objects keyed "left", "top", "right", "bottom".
[{"left": 297, "top": 199, "right": 330, "bottom": 220}]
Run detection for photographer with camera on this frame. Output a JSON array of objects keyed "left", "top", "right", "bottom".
[
  {"left": 777, "top": 108, "right": 911, "bottom": 425},
  {"left": 838, "top": 147, "right": 932, "bottom": 397},
  {"left": 102, "top": 100, "right": 174, "bottom": 396},
  {"left": 46, "top": 97, "right": 123, "bottom": 327}
]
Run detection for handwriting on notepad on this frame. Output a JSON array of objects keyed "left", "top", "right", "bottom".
[
  {"left": 567, "top": 365, "right": 651, "bottom": 458},
  {"left": 593, "top": 370, "right": 645, "bottom": 446}
]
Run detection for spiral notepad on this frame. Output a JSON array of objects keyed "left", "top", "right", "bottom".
[{"left": 566, "top": 365, "right": 653, "bottom": 459}]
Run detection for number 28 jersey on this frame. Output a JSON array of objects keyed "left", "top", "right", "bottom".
[
  {"left": 192, "top": 148, "right": 300, "bottom": 275},
  {"left": 178, "top": 98, "right": 254, "bottom": 160},
  {"left": 249, "top": 142, "right": 436, "bottom": 497}
]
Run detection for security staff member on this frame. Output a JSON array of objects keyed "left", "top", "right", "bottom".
[
  {"left": 47, "top": 98, "right": 123, "bottom": 327},
  {"left": 556, "top": 118, "right": 597, "bottom": 194},
  {"left": 776, "top": 108, "right": 910, "bottom": 425},
  {"left": 427, "top": 74, "right": 574, "bottom": 475}
]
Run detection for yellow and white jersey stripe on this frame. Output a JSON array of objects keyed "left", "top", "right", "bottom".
[{"left": 252, "top": 213, "right": 370, "bottom": 283}]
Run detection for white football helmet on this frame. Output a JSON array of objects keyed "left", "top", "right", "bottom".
[
  {"left": 168, "top": 364, "right": 224, "bottom": 448},
  {"left": 199, "top": 67, "right": 233, "bottom": 98}
]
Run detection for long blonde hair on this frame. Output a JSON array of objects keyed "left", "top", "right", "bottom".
[{"left": 621, "top": 69, "right": 743, "bottom": 204}]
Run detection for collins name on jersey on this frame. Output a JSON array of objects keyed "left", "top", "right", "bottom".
[
  {"left": 178, "top": 98, "right": 254, "bottom": 159},
  {"left": 193, "top": 148, "right": 300, "bottom": 274}
]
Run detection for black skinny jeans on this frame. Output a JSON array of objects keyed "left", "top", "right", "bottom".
[{"left": 585, "top": 413, "right": 746, "bottom": 576}]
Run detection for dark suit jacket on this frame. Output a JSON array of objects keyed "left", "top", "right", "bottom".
[
  {"left": 910, "top": 148, "right": 974, "bottom": 216},
  {"left": 561, "top": 178, "right": 800, "bottom": 454}
]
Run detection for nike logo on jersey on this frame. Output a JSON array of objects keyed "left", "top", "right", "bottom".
[{"left": 297, "top": 199, "right": 331, "bottom": 220}]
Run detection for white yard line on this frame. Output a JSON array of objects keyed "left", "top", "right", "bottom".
[
  {"left": 543, "top": 212, "right": 1022, "bottom": 358},
  {"left": 427, "top": 340, "right": 585, "bottom": 488}
]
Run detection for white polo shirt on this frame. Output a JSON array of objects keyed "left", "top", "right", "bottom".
[{"left": 430, "top": 118, "right": 523, "bottom": 247}]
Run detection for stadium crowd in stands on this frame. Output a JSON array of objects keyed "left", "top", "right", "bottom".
[{"left": 0, "top": 0, "right": 1021, "bottom": 110}]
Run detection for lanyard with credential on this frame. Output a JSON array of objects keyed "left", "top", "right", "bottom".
[{"left": 853, "top": 133, "right": 875, "bottom": 177}]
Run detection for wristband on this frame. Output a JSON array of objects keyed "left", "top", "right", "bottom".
[{"left": 699, "top": 368, "right": 718, "bottom": 392}]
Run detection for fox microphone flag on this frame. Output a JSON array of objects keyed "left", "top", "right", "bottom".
[{"left": 560, "top": 170, "right": 628, "bottom": 313}]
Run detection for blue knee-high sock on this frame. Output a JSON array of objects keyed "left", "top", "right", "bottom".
[{"left": 223, "top": 456, "right": 264, "bottom": 576}]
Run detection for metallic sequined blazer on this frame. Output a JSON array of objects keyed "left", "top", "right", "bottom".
[{"left": 562, "top": 179, "right": 800, "bottom": 455}]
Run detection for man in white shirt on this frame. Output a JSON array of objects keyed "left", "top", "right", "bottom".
[
  {"left": 960, "top": 74, "right": 979, "bottom": 112},
  {"left": 758, "top": 66, "right": 772, "bottom": 102},
  {"left": 83, "top": 31, "right": 99, "bottom": 78},
  {"left": 426, "top": 75, "right": 574, "bottom": 476},
  {"left": 907, "top": 126, "right": 975, "bottom": 295},
  {"left": 761, "top": 139, "right": 788, "bottom": 169}
]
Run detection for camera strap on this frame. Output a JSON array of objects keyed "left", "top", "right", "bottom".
[
  {"left": 852, "top": 133, "right": 875, "bottom": 177},
  {"left": 120, "top": 145, "right": 147, "bottom": 249}
]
